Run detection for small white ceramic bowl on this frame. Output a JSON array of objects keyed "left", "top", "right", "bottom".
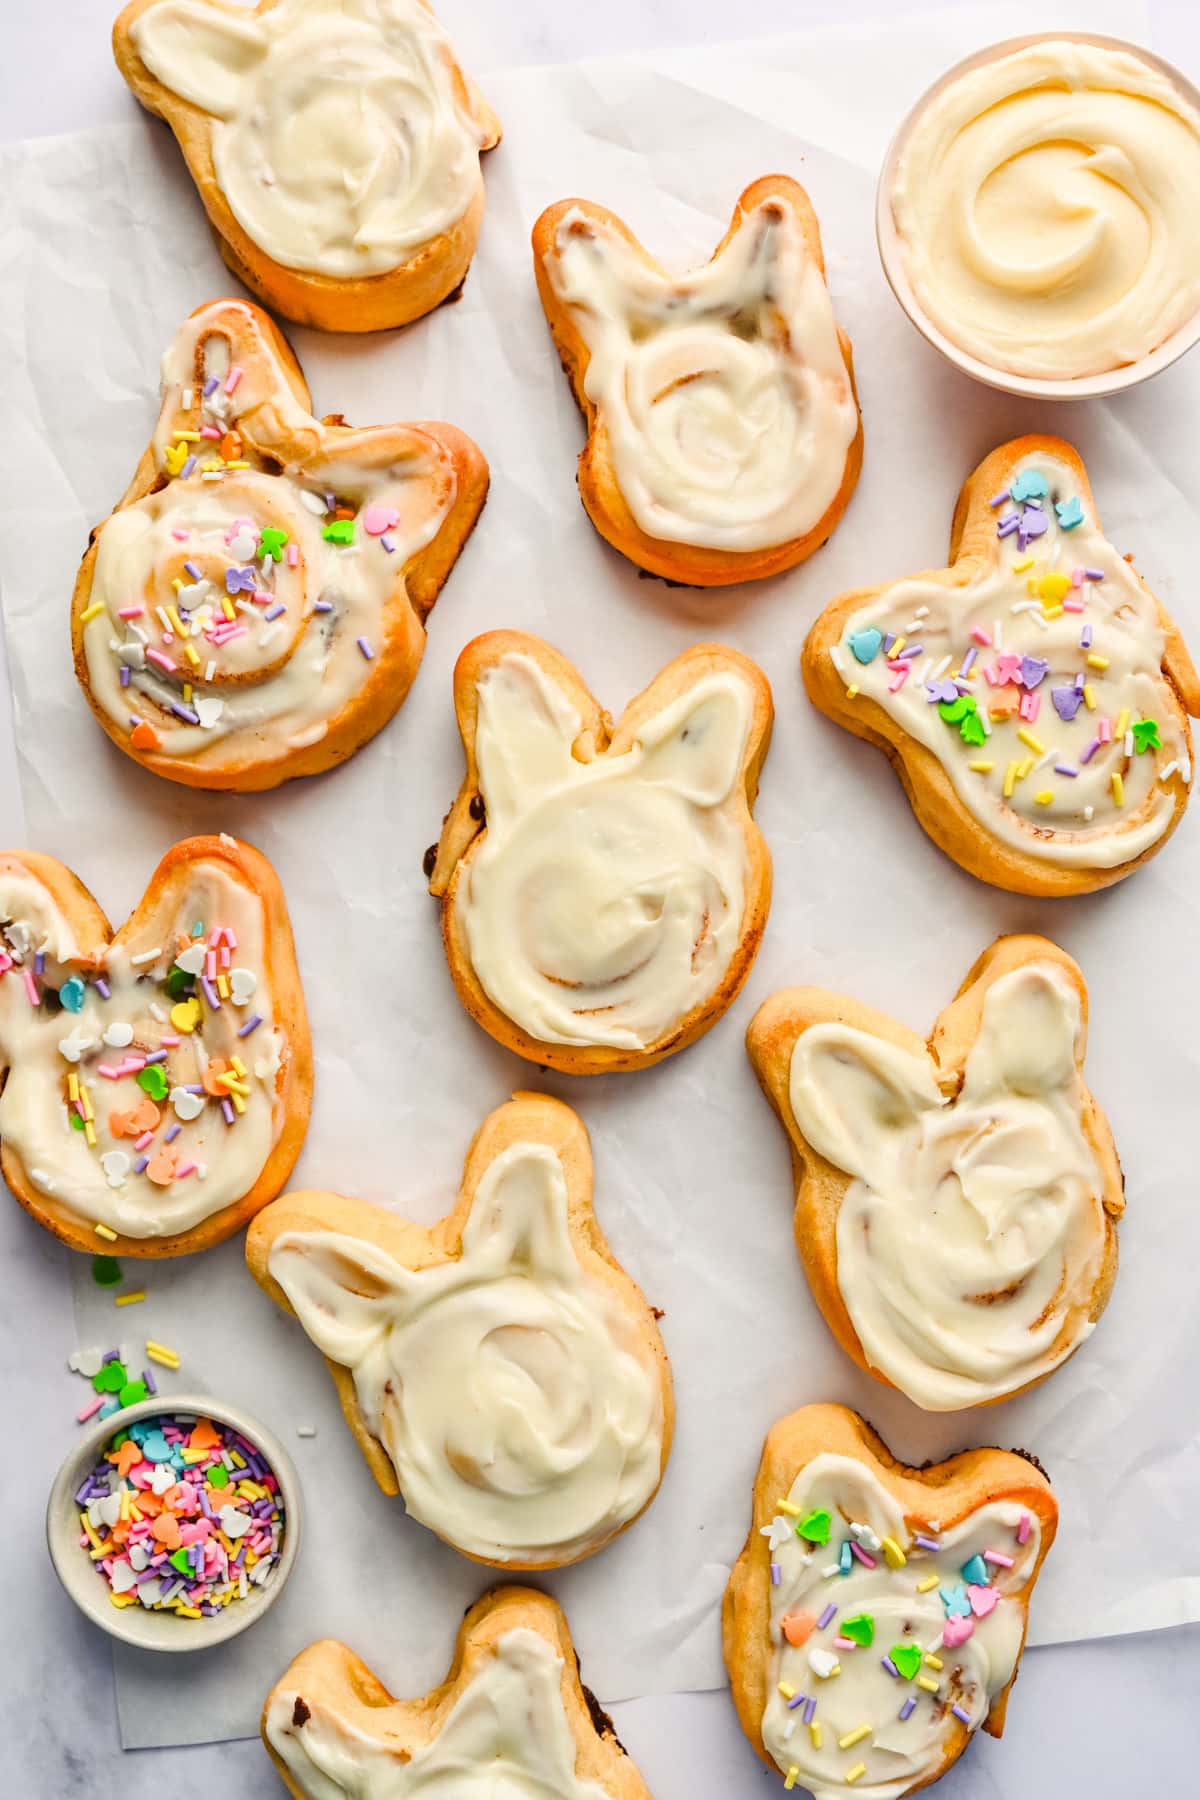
[
  {"left": 46, "top": 1393, "right": 301, "bottom": 1652},
  {"left": 875, "top": 31, "right": 1200, "bottom": 400}
]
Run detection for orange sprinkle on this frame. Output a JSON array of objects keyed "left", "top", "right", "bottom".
[
  {"left": 130, "top": 722, "right": 160, "bottom": 752},
  {"left": 782, "top": 1611, "right": 817, "bottom": 1648}
]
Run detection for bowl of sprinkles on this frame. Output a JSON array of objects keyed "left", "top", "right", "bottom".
[{"left": 46, "top": 1395, "right": 300, "bottom": 1650}]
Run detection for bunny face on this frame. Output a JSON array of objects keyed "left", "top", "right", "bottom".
[
  {"left": 75, "top": 299, "right": 485, "bottom": 789},
  {"left": 786, "top": 958, "right": 1112, "bottom": 1410},
  {"left": 126, "top": 0, "right": 495, "bottom": 280},
  {"left": 259, "top": 1112, "right": 669, "bottom": 1566},
  {"left": 758, "top": 1450, "right": 1043, "bottom": 1800},
  {"left": 537, "top": 185, "right": 859, "bottom": 560},
  {"left": 0, "top": 838, "right": 308, "bottom": 1250},
  {"left": 811, "top": 442, "right": 1198, "bottom": 887},
  {"left": 440, "top": 642, "right": 772, "bottom": 1062}
]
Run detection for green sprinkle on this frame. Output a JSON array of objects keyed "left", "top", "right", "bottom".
[
  {"left": 322, "top": 519, "right": 355, "bottom": 545},
  {"left": 68, "top": 1110, "right": 86, "bottom": 1131},
  {"left": 165, "top": 967, "right": 194, "bottom": 998},
  {"left": 938, "top": 694, "right": 977, "bottom": 725},
  {"left": 136, "top": 1065, "right": 169, "bottom": 1101},
  {"left": 207, "top": 1462, "right": 230, "bottom": 1490},
  {"left": 843, "top": 1612, "right": 875, "bottom": 1646},
  {"left": 92, "top": 1255, "right": 123, "bottom": 1287},
  {"left": 93, "top": 1360, "right": 127, "bottom": 1393},
  {"left": 798, "top": 1508, "right": 832, "bottom": 1545},
  {"left": 169, "top": 1549, "right": 193, "bottom": 1576},
  {"left": 258, "top": 526, "right": 288, "bottom": 561},
  {"left": 1132, "top": 719, "right": 1161, "bottom": 753},
  {"left": 959, "top": 712, "right": 988, "bottom": 746},
  {"left": 118, "top": 1380, "right": 149, "bottom": 1407}
]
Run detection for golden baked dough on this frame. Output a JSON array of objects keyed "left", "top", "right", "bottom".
[{"left": 533, "top": 177, "right": 862, "bottom": 586}]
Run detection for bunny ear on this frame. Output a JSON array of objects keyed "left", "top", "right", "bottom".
[
  {"left": 460, "top": 1142, "right": 579, "bottom": 1282},
  {"left": 133, "top": 1, "right": 266, "bottom": 119},
  {"left": 267, "top": 1230, "right": 406, "bottom": 1369},
  {"left": 788, "top": 1023, "right": 943, "bottom": 1186},
  {"left": 966, "top": 963, "right": 1081, "bottom": 1099},
  {"left": 634, "top": 673, "right": 750, "bottom": 806},
  {"left": 472, "top": 654, "right": 583, "bottom": 827}
]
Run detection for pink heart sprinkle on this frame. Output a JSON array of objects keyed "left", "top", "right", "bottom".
[
  {"left": 362, "top": 503, "right": 399, "bottom": 537},
  {"left": 967, "top": 1583, "right": 999, "bottom": 1618},
  {"left": 942, "top": 1612, "right": 976, "bottom": 1646}
]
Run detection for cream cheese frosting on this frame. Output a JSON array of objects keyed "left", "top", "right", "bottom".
[
  {"left": 0, "top": 858, "right": 286, "bottom": 1238},
  {"left": 545, "top": 199, "right": 857, "bottom": 550},
  {"left": 265, "top": 1628, "right": 609, "bottom": 1799},
  {"left": 455, "top": 653, "right": 754, "bottom": 1050},
  {"left": 788, "top": 962, "right": 1108, "bottom": 1410},
  {"left": 267, "top": 1141, "right": 664, "bottom": 1564},
  {"left": 831, "top": 451, "right": 1192, "bottom": 870},
  {"left": 130, "top": 0, "right": 492, "bottom": 279},
  {"left": 82, "top": 301, "right": 455, "bottom": 773},
  {"left": 761, "top": 1454, "right": 1040, "bottom": 1798},
  {"left": 891, "top": 39, "right": 1200, "bottom": 378}
]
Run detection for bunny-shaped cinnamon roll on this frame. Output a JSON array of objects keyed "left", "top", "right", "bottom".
[{"left": 72, "top": 299, "right": 487, "bottom": 790}]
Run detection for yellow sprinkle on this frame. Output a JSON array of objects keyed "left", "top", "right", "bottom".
[
  {"left": 890, "top": 636, "right": 906, "bottom": 659},
  {"left": 839, "top": 1726, "right": 872, "bottom": 1750},
  {"left": 827, "top": 1664, "right": 842, "bottom": 1679},
  {"left": 67, "top": 1073, "right": 79, "bottom": 1102},
  {"left": 79, "top": 1082, "right": 94, "bottom": 1122},
  {"left": 776, "top": 1499, "right": 802, "bottom": 1517},
  {"left": 809, "top": 1722, "right": 823, "bottom": 1750},
  {"left": 217, "top": 973, "right": 230, "bottom": 999},
  {"left": 845, "top": 1765, "right": 867, "bottom": 1786},
  {"left": 176, "top": 1605, "right": 203, "bottom": 1619},
  {"left": 166, "top": 604, "right": 186, "bottom": 637},
  {"left": 1003, "top": 761, "right": 1018, "bottom": 799},
  {"left": 1024, "top": 577, "right": 1037, "bottom": 596},
  {"left": 845, "top": 683, "right": 859, "bottom": 699},
  {"left": 1112, "top": 772, "right": 1125, "bottom": 806},
  {"left": 183, "top": 683, "right": 193, "bottom": 703},
  {"left": 115, "top": 1291, "right": 146, "bottom": 1307},
  {"left": 110, "top": 1592, "right": 139, "bottom": 1609},
  {"left": 1041, "top": 604, "right": 1063, "bottom": 620},
  {"left": 1035, "top": 788, "right": 1054, "bottom": 805},
  {"left": 183, "top": 642, "right": 201, "bottom": 669},
  {"left": 172, "top": 430, "right": 202, "bottom": 443},
  {"left": 94, "top": 1222, "right": 118, "bottom": 1242},
  {"left": 119, "top": 1489, "right": 132, "bottom": 1522},
  {"left": 778, "top": 1682, "right": 797, "bottom": 1701},
  {"left": 924, "top": 1653, "right": 944, "bottom": 1671},
  {"left": 80, "top": 1515, "right": 103, "bottom": 1551},
  {"left": 1017, "top": 728, "right": 1045, "bottom": 755},
  {"left": 231, "top": 1055, "right": 247, "bottom": 1078},
  {"left": 218, "top": 1073, "right": 250, "bottom": 1097},
  {"left": 882, "top": 1536, "right": 907, "bottom": 1568},
  {"left": 968, "top": 760, "right": 994, "bottom": 774},
  {"left": 231, "top": 1092, "right": 246, "bottom": 1116},
  {"left": 172, "top": 577, "right": 183, "bottom": 592},
  {"left": 145, "top": 1339, "right": 179, "bottom": 1361},
  {"left": 916, "top": 1574, "right": 940, "bottom": 1592},
  {"left": 1037, "top": 571, "right": 1071, "bottom": 604},
  {"left": 222, "top": 596, "right": 236, "bottom": 621},
  {"left": 1012, "top": 556, "right": 1033, "bottom": 572},
  {"left": 147, "top": 1349, "right": 181, "bottom": 1369},
  {"left": 84, "top": 1122, "right": 97, "bottom": 1148},
  {"left": 1016, "top": 757, "right": 1033, "bottom": 780},
  {"left": 917, "top": 1675, "right": 940, "bottom": 1693},
  {"left": 1083, "top": 683, "right": 1097, "bottom": 710},
  {"left": 224, "top": 460, "right": 251, "bottom": 470},
  {"left": 1116, "top": 708, "right": 1130, "bottom": 737},
  {"left": 1087, "top": 654, "right": 1110, "bottom": 671},
  {"left": 230, "top": 1449, "right": 247, "bottom": 1469},
  {"left": 79, "top": 601, "right": 105, "bottom": 625},
  {"left": 784, "top": 1770, "right": 799, "bottom": 1793}
]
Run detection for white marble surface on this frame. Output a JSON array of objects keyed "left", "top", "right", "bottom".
[{"left": 1, "top": 2, "right": 1198, "bottom": 1795}]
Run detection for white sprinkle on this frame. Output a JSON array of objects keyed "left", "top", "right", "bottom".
[
  {"left": 181, "top": 387, "right": 193, "bottom": 409},
  {"left": 149, "top": 1001, "right": 166, "bottom": 1023},
  {"left": 1182, "top": 756, "right": 1192, "bottom": 784},
  {"left": 1084, "top": 805, "right": 1095, "bottom": 821},
  {"left": 296, "top": 1425, "right": 317, "bottom": 1439},
  {"left": 1124, "top": 730, "right": 1134, "bottom": 758},
  {"left": 929, "top": 654, "right": 952, "bottom": 682},
  {"left": 1035, "top": 747, "right": 1057, "bottom": 771},
  {"left": 130, "top": 947, "right": 161, "bottom": 967},
  {"left": 1160, "top": 760, "right": 1178, "bottom": 783},
  {"left": 979, "top": 710, "right": 991, "bottom": 737},
  {"left": 299, "top": 489, "right": 327, "bottom": 515},
  {"left": 205, "top": 661, "right": 216, "bottom": 681}
]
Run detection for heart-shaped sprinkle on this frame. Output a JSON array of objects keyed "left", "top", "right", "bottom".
[
  {"left": 890, "top": 1643, "right": 922, "bottom": 1680},
  {"left": 967, "top": 1582, "right": 1000, "bottom": 1618},
  {"left": 100, "top": 1151, "right": 130, "bottom": 1189},
  {"left": 170, "top": 1086, "right": 205, "bottom": 1122},
  {"left": 196, "top": 697, "right": 224, "bottom": 730},
  {"left": 59, "top": 977, "right": 86, "bottom": 1013},
  {"left": 1010, "top": 469, "right": 1047, "bottom": 503},
  {"left": 848, "top": 628, "right": 882, "bottom": 666},
  {"left": 842, "top": 1612, "right": 874, "bottom": 1646},
  {"left": 102, "top": 1021, "right": 135, "bottom": 1048},
  {"left": 167, "top": 1546, "right": 191, "bottom": 1574},
  {"left": 219, "top": 1505, "right": 252, "bottom": 1539},
  {"left": 797, "top": 1508, "right": 832, "bottom": 1545},
  {"left": 229, "top": 967, "right": 257, "bottom": 1005},
  {"left": 109, "top": 1097, "right": 161, "bottom": 1139},
  {"left": 781, "top": 1610, "right": 816, "bottom": 1647},
  {"left": 137, "top": 1065, "right": 169, "bottom": 1102},
  {"left": 808, "top": 1647, "right": 839, "bottom": 1680},
  {"left": 174, "top": 945, "right": 207, "bottom": 976},
  {"left": 942, "top": 1612, "right": 976, "bottom": 1646},
  {"left": 170, "top": 998, "right": 201, "bottom": 1033}
]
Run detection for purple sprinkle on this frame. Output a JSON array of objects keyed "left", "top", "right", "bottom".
[
  {"left": 119, "top": 666, "right": 131, "bottom": 688},
  {"left": 952, "top": 1704, "right": 971, "bottom": 1725},
  {"left": 183, "top": 560, "right": 203, "bottom": 580},
  {"left": 144, "top": 1049, "right": 168, "bottom": 1065},
  {"left": 882, "top": 632, "right": 896, "bottom": 652},
  {"left": 817, "top": 1604, "right": 837, "bottom": 1630},
  {"left": 143, "top": 1368, "right": 157, "bottom": 1395},
  {"left": 200, "top": 976, "right": 221, "bottom": 1009},
  {"left": 221, "top": 1098, "right": 235, "bottom": 1126},
  {"left": 1084, "top": 567, "right": 1105, "bottom": 580},
  {"left": 914, "top": 1535, "right": 940, "bottom": 1552},
  {"left": 786, "top": 1693, "right": 806, "bottom": 1711},
  {"left": 959, "top": 647, "right": 978, "bottom": 677},
  {"left": 996, "top": 514, "right": 1019, "bottom": 538},
  {"left": 313, "top": 599, "right": 334, "bottom": 613},
  {"left": 1081, "top": 738, "right": 1103, "bottom": 765},
  {"left": 1081, "top": 624, "right": 1093, "bottom": 649},
  {"left": 1054, "top": 763, "right": 1079, "bottom": 777},
  {"left": 770, "top": 1562, "right": 780, "bottom": 1586},
  {"left": 133, "top": 1155, "right": 149, "bottom": 1174},
  {"left": 1020, "top": 655, "right": 1048, "bottom": 689},
  {"left": 165, "top": 1122, "right": 182, "bottom": 1143},
  {"left": 181, "top": 455, "right": 196, "bottom": 478},
  {"left": 1051, "top": 685, "right": 1084, "bottom": 722},
  {"left": 171, "top": 703, "right": 200, "bottom": 725},
  {"left": 357, "top": 636, "right": 374, "bottom": 660},
  {"left": 803, "top": 1698, "right": 817, "bottom": 1725},
  {"left": 989, "top": 489, "right": 1010, "bottom": 508},
  {"left": 102, "top": 1349, "right": 120, "bottom": 1363},
  {"left": 899, "top": 643, "right": 923, "bottom": 660},
  {"left": 73, "top": 1480, "right": 92, "bottom": 1505},
  {"left": 96, "top": 978, "right": 111, "bottom": 999},
  {"left": 129, "top": 715, "right": 143, "bottom": 728},
  {"left": 202, "top": 376, "right": 220, "bottom": 397},
  {"left": 379, "top": 533, "right": 396, "bottom": 553},
  {"left": 237, "top": 1014, "right": 263, "bottom": 1037},
  {"left": 900, "top": 1698, "right": 917, "bottom": 1721},
  {"left": 925, "top": 679, "right": 959, "bottom": 704},
  {"left": 184, "top": 1083, "right": 205, "bottom": 1095},
  {"left": 35, "top": 952, "right": 45, "bottom": 974},
  {"left": 263, "top": 603, "right": 286, "bottom": 622},
  {"left": 324, "top": 492, "right": 336, "bottom": 511},
  {"left": 881, "top": 1656, "right": 900, "bottom": 1678}
]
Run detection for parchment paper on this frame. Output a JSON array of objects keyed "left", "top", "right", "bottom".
[{"left": 2, "top": 0, "right": 1199, "bottom": 1753}]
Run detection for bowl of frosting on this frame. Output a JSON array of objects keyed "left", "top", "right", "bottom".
[{"left": 876, "top": 33, "right": 1200, "bottom": 397}]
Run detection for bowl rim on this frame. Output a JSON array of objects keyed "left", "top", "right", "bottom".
[
  {"left": 46, "top": 1390, "right": 302, "bottom": 1654},
  {"left": 874, "top": 29, "right": 1200, "bottom": 400}
]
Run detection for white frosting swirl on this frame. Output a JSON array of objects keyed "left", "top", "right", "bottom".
[
  {"left": 891, "top": 39, "right": 1200, "bottom": 378},
  {"left": 0, "top": 857, "right": 287, "bottom": 1238},
  {"left": 130, "top": 0, "right": 493, "bottom": 278},
  {"left": 266, "top": 1628, "right": 609, "bottom": 1798},
  {"left": 545, "top": 199, "right": 857, "bottom": 551},
  {"left": 834, "top": 451, "right": 1192, "bottom": 870},
  {"left": 762, "top": 1454, "right": 1041, "bottom": 1799},
  {"left": 789, "top": 962, "right": 1108, "bottom": 1410},
  {"left": 82, "top": 301, "right": 456, "bottom": 776},
  {"left": 267, "top": 1141, "right": 664, "bottom": 1564},
  {"left": 455, "top": 653, "right": 755, "bottom": 1050}
]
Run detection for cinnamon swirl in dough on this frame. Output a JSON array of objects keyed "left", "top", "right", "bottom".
[
  {"left": 246, "top": 1093, "right": 672, "bottom": 1568},
  {"left": 428, "top": 633, "right": 773, "bottom": 1073},
  {"left": 533, "top": 177, "right": 861, "bottom": 585},
  {"left": 263, "top": 1588, "right": 653, "bottom": 1798},
  {"left": 746, "top": 936, "right": 1124, "bottom": 1410},
  {"left": 724, "top": 1404, "right": 1057, "bottom": 1800},
  {"left": 113, "top": 0, "right": 501, "bottom": 332},
  {"left": 0, "top": 835, "right": 310, "bottom": 1257},
  {"left": 72, "top": 299, "right": 487, "bottom": 791}
]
